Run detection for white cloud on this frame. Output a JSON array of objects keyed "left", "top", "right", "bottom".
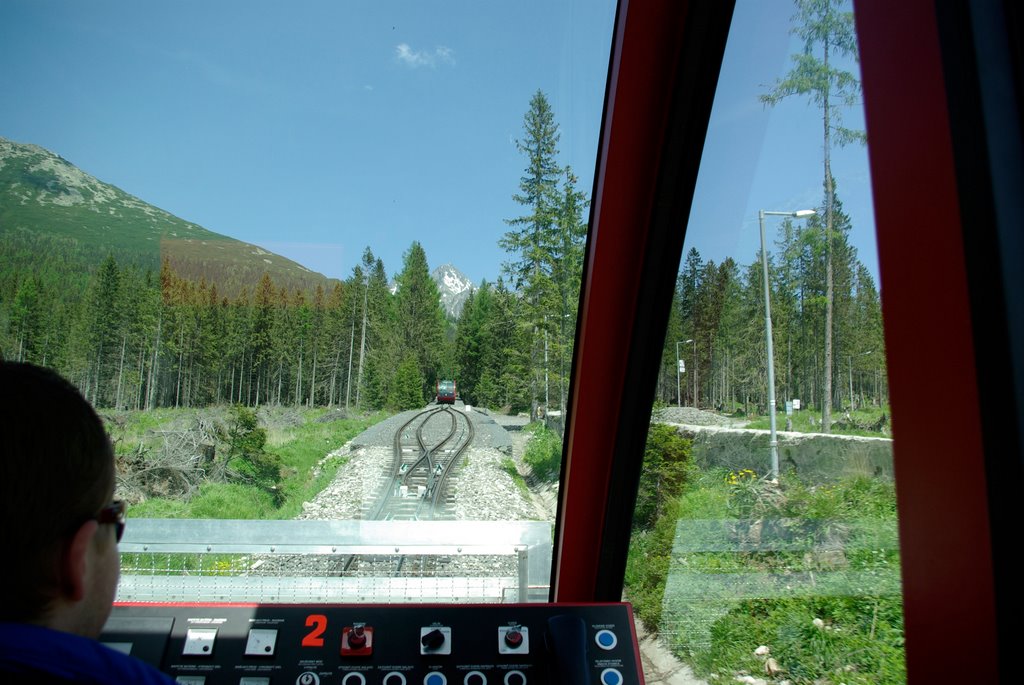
[{"left": 395, "top": 43, "right": 456, "bottom": 69}]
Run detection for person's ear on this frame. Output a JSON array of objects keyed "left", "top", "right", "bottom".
[{"left": 61, "top": 520, "right": 98, "bottom": 602}]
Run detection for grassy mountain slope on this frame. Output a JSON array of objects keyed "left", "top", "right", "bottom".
[{"left": 0, "top": 137, "right": 336, "bottom": 296}]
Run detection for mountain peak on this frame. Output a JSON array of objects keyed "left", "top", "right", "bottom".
[
  {"left": 432, "top": 264, "right": 475, "bottom": 319},
  {"left": 0, "top": 136, "right": 336, "bottom": 298}
]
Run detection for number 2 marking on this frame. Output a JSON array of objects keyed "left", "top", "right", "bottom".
[{"left": 302, "top": 614, "right": 327, "bottom": 647}]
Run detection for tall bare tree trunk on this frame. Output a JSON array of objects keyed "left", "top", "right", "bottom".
[
  {"left": 822, "top": 35, "right": 834, "bottom": 434},
  {"left": 148, "top": 313, "right": 161, "bottom": 410},
  {"left": 330, "top": 342, "right": 343, "bottom": 407},
  {"left": 277, "top": 361, "right": 283, "bottom": 405},
  {"left": 136, "top": 345, "right": 145, "bottom": 410},
  {"left": 175, "top": 327, "right": 184, "bottom": 408},
  {"left": 116, "top": 333, "right": 127, "bottom": 409},
  {"left": 355, "top": 282, "right": 368, "bottom": 408},
  {"left": 309, "top": 350, "right": 317, "bottom": 408},
  {"left": 346, "top": 317, "right": 356, "bottom": 410}
]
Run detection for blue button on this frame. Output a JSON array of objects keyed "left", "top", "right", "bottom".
[
  {"left": 425, "top": 673, "right": 447, "bottom": 685},
  {"left": 600, "top": 668, "right": 623, "bottom": 685},
  {"left": 595, "top": 629, "right": 617, "bottom": 650}
]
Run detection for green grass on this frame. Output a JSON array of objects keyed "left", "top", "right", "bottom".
[
  {"left": 522, "top": 423, "right": 563, "bottom": 482},
  {"left": 745, "top": 405, "right": 891, "bottom": 437},
  {"left": 120, "top": 551, "right": 250, "bottom": 576},
  {"left": 124, "top": 408, "right": 387, "bottom": 520},
  {"left": 1, "top": 140, "right": 338, "bottom": 298},
  {"left": 625, "top": 467, "right": 905, "bottom": 684},
  {"left": 501, "top": 458, "right": 530, "bottom": 497}
]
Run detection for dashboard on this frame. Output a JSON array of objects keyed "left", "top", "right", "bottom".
[{"left": 101, "top": 602, "right": 644, "bottom": 685}]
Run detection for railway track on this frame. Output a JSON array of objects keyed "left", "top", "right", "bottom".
[
  {"left": 368, "top": 404, "right": 475, "bottom": 521},
  {"left": 339, "top": 404, "right": 475, "bottom": 576}
]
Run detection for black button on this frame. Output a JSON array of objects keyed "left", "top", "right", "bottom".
[{"left": 422, "top": 629, "right": 446, "bottom": 650}]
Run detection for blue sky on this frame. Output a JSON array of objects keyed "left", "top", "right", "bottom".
[{"left": 0, "top": 0, "right": 877, "bottom": 287}]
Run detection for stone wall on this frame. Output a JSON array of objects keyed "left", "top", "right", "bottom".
[{"left": 664, "top": 422, "right": 894, "bottom": 483}]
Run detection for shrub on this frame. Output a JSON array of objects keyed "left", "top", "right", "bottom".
[
  {"left": 625, "top": 465, "right": 904, "bottom": 683},
  {"left": 633, "top": 424, "right": 693, "bottom": 530},
  {"left": 624, "top": 498, "right": 681, "bottom": 629},
  {"left": 501, "top": 458, "right": 529, "bottom": 497},
  {"left": 523, "top": 425, "right": 562, "bottom": 481},
  {"left": 227, "top": 405, "right": 282, "bottom": 491}
]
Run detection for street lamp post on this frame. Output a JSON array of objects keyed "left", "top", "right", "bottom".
[
  {"left": 676, "top": 339, "right": 693, "bottom": 407},
  {"left": 760, "top": 208, "right": 816, "bottom": 480}
]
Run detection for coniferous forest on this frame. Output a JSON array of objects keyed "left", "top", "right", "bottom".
[{"left": 0, "top": 90, "right": 886, "bottom": 420}]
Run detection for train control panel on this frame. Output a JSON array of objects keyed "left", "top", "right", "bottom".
[{"left": 101, "top": 602, "right": 644, "bottom": 685}]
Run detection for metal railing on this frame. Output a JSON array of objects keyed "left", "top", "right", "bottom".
[{"left": 118, "top": 519, "right": 552, "bottom": 604}]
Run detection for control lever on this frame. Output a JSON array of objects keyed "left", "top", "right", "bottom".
[{"left": 546, "top": 614, "right": 593, "bottom": 685}]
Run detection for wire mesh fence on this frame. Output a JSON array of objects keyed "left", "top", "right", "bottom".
[{"left": 116, "top": 519, "right": 551, "bottom": 604}]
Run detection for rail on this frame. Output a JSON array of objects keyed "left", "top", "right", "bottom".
[{"left": 117, "top": 519, "right": 552, "bottom": 604}]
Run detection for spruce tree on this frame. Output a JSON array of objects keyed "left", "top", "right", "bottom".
[
  {"left": 501, "top": 90, "right": 562, "bottom": 419},
  {"left": 395, "top": 241, "right": 446, "bottom": 401},
  {"left": 761, "top": 0, "right": 864, "bottom": 432},
  {"left": 455, "top": 282, "right": 494, "bottom": 406}
]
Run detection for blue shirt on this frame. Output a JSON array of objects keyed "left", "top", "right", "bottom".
[{"left": 0, "top": 622, "right": 175, "bottom": 684}]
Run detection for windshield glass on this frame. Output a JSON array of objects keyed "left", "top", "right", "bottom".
[
  {"left": 0, "top": 0, "right": 616, "bottom": 604},
  {"left": 622, "top": 0, "right": 904, "bottom": 682}
]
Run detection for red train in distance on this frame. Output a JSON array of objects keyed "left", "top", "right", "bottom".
[{"left": 436, "top": 379, "right": 457, "bottom": 404}]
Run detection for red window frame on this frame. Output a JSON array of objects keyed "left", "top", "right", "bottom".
[{"left": 554, "top": 0, "right": 1021, "bottom": 681}]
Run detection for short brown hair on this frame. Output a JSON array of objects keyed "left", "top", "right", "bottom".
[{"left": 0, "top": 362, "right": 114, "bottom": 621}]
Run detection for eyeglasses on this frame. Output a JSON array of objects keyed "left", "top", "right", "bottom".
[{"left": 95, "top": 500, "right": 127, "bottom": 543}]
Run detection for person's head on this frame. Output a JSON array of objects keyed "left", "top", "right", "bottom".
[{"left": 0, "top": 361, "right": 122, "bottom": 636}]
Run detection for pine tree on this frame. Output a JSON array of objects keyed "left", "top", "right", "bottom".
[
  {"left": 455, "top": 282, "right": 494, "bottom": 405},
  {"left": 389, "top": 354, "right": 425, "bottom": 410},
  {"left": 363, "top": 256, "right": 400, "bottom": 410},
  {"left": 679, "top": 248, "right": 704, "bottom": 405},
  {"left": 714, "top": 258, "right": 744, "bottom": 411},
  {"left": 251, "top": 273, "right": 276, "bottom": 406},
  {"left": 761, "top": 0, "right": 864, "bottom": 432},
  {"left": 552, "top": 167, "right": 588, "bottom": 414},
  {"left": 323, "top": 282, "right": 346, "bottom": 407},
  {"left": 83, "top": 254, "right": 123, "bottom": 405},
  {"left": 501, "top": 90, "right": 562, "bottom": 419},
  {"left": 481, "top": 279, "right": 530, "bottom": 412},
  {"left": 9, "top": 276, "right": 43, "bottom": 363},
  {"left": 395, "top": 241, "right": 446, "bottom": 401}
]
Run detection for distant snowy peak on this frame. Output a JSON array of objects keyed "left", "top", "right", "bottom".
[
  {"left": 443, "top": 270, "right": 472, "bottom": 294},
  {"left": 432, "top": 263, "right": 476, "bottom": 319}
]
